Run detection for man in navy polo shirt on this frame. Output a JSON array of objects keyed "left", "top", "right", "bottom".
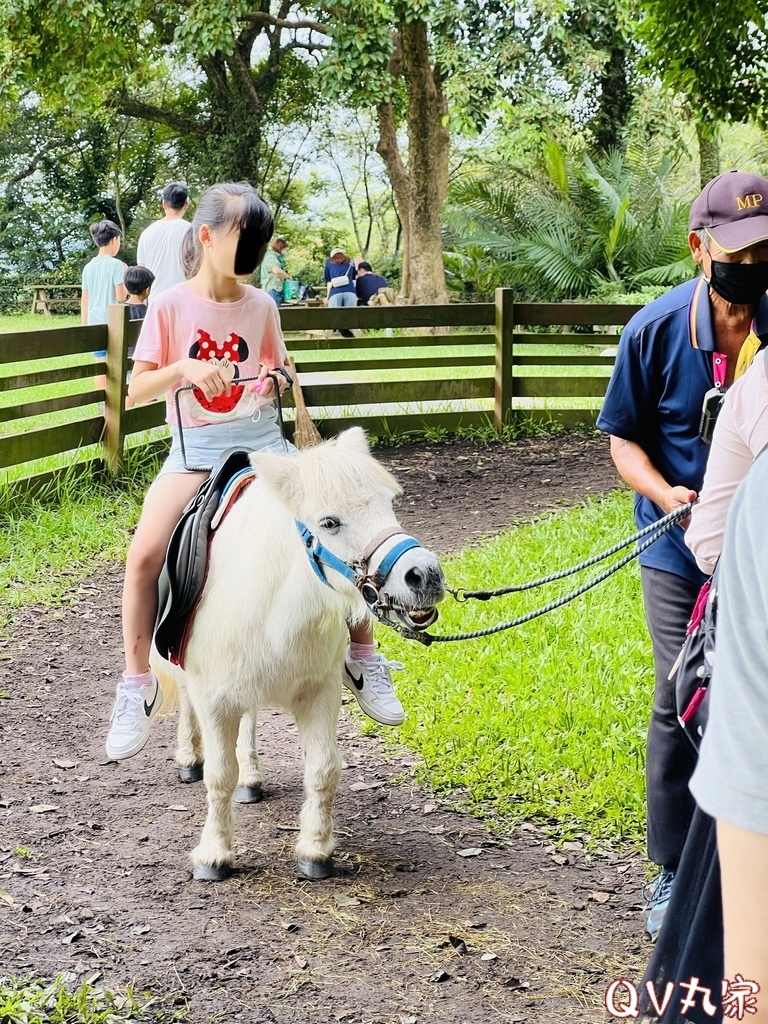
[
  {"left": 356, "top": 262, "right": 388, "bottom": 306},
  {"left": 597, "top": 170, "right": 768, "bottom": 942}
]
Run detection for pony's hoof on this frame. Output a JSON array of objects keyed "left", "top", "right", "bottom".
[
  {"left": 193, "top": 862, "right": 232, "bottom": 882},
  {"left": 233, "top": 785, "right": 263, "bottom": 804},
  {"left": 297, "top": 857, "right": 334, "bottom": 881},
  {"left": 178, "top": 764, "right": 204, "bottom": 783}
]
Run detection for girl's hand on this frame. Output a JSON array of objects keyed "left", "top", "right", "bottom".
[
  {"left": 183, "top": 359, "right": 232, "bottom": 403},
  {"left": 252, "top": 364, "right": 290, "bottom": 400}
]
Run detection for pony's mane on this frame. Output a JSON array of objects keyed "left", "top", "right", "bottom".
[{"left": 298, "top": 441, "right": 402, "bottom": 507}]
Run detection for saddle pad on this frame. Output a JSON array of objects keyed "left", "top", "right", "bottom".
[
  {"left": 210, "top": 468, "right": 256, "bottom": 531},
  {"left": 154, "top": 447, "right": 255, "bottom": 666}
]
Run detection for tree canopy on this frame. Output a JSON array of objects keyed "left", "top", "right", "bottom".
[
  {"left": 1, "top": 0, "right": 767, "bottom": 306},
  {"left": 638, "top": 0, "right": 768, "bottom": 182}
]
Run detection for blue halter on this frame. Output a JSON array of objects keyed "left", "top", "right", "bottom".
[
  {"left": 296, "top": 520, "right": 358, "bottom": 589},
  {"left": 295, "top": 520, "right": 422, "bottom": 615}
]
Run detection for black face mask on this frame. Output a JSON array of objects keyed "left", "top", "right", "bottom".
[{"left": 708, "top": 258, "right": 768, "bottom": 306}]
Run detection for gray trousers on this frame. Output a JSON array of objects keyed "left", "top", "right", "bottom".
[{"left": 641, "top": 566, "right": 701, "bottom": 870}]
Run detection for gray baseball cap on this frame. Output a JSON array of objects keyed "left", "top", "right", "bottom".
[{"left": 689, "top": 170, "right": 768, "bottom": 252}]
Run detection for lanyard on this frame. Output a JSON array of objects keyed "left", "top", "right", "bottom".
[
  {"left": 712, "top": 352, "right": 727, "bottom": 390},
  {"left": 711, "top": 330, "right": 763, "bottom": 390}
]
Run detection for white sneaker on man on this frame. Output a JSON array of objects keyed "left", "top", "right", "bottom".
[
  {"left": 105, "top": 673, "right": 164, "bottom": 760},
  {"left": 343, "top": 647, "right": 405, "bottom": 726}
]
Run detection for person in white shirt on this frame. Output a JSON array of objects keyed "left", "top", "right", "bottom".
[{"left": 136, "top": 182, "right": 191, "bottom": 301}]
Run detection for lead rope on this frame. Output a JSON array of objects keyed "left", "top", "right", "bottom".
[
  {"left": 450, "top": 502, "right": 696, "bottom": 601},
  {"left": 377, "top": 502, "right": 694, "bottom": 646}
]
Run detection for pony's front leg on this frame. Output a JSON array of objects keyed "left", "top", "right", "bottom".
[
  {"left": 292, "top": 677, "right": 342, "bottom": 880},
  {"left": 234, "top": 711, "right": 263, "bottom": 804},
  {"left": 176, "top": 681, "right": 204, "bottom": 783},
  {"left": 191, "top": 704, "right": 240, "bottom": 881}
]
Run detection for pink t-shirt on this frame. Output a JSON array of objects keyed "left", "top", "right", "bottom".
[
  {"left": 133, "top": 282, "right": 287, "bottom": 428},
  {"left": 686, "top": 352, "right": 768, "bottom": 574}
]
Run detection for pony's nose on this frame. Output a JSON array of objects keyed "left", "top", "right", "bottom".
[
  {"left": 405, "top": 566, "right": 425, "bottom": 590},
  {"left": 403, "top": 560, "right": 445, "bottom": 601}
]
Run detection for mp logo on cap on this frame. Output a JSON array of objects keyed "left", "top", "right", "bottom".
[{"left": 737, "top": 193, "right": 764, "bottom": 210}]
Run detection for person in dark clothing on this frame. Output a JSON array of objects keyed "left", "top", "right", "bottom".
[
  {"left": 124, "top": 266, "right": 155, "bottom": 320},
  {"left": 597, "top": 170, "right": 768, "bottom": 944},
  {"left": 324, "top": 247, "right": 357, "bottom": 337},
  {"left": 355, "top": 262, "right": 388, "bottom": 306}
]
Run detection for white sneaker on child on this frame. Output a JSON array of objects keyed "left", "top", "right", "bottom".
[
  {"left": 105, "top": 673, "right": 164, "bottom": 760},
  {"left": 343, "top": 647, "right": 405, "bottom": 726}
]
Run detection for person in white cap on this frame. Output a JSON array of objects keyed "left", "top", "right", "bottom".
[{"left": 324, "top": 246, "right": 357, "bottom": 338}]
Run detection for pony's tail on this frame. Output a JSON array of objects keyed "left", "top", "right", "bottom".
[{"left": 149, "top": 652, "right": 181, "bottom": 719}]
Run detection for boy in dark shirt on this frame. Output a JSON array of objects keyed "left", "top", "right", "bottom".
[
  {"left": 355, "top": 262, "right": 388, "bottom": 306},
  {"left": 124, "top": 266, "right": 155, "bottom": 320},
  {"left": 123, "top": 267, "right": 156, "bottom": 408}
]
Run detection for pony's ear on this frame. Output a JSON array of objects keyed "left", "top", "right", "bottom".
[
  {"left": 250, "top": 451, "right": 303, "bottom": 509},
  {"left": 334, "top": 426, "right": 369, "bottom": 456}
]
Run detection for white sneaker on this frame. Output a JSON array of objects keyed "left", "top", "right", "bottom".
[
  {"left": 343, "top": 647, "right": 405, "bottom": 726},
  {"left": 105, "top": 674, "right": 164, "bottom": 760}
]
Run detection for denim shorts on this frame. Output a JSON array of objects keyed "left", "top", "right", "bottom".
[
  {"left": 328, "top": 291, "right": 358, "bottom": 307},
  {"left": 159, "top": 417, "right": 298, "bottom": 476}
]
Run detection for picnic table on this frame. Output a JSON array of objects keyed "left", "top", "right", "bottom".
[{"left": 28, "top": 283, "right": 82, "bottom": 315}]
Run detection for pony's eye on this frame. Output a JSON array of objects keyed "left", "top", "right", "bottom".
[{"left": 318, "top": 516, "right": 341, "bottom": 533}]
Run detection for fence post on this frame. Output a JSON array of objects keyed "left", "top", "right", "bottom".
[
  {"left": 494, "top": 288, "right": 514, "bottom": 432},
  {"left": 103, "top": 303, "right": 130, "bottom": 477}
]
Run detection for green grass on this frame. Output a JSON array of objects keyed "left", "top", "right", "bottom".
[
  {"left": 0, "top": 312, "right": 80, "bottom": 331},
  {"left": 370, "top": 410, "right": 571, "bottom": 446},
  {"left": 0, "top": 448, "right": 161, "bottom": 622},
  {"left": 377, "top": 489, "right": 650, "bottom": 846},
  {"left": 0, "top": 975, "right": 183, "bottom": 1022}
]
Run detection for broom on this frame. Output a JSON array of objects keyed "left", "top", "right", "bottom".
[{"left": 286, "top": 356, "right": 322, "bottom": 449}]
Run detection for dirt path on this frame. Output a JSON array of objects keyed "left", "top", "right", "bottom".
[{"left": 0, "top": 434, "right": 648, "bottom": 1024}]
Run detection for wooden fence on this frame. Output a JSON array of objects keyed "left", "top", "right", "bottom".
[{"left": 0, "top": 291, "right": 642, "bottom": 493}]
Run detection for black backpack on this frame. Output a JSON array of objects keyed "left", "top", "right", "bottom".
[{"left": 672, "top": 570, "right": 718, "bottom": 751}]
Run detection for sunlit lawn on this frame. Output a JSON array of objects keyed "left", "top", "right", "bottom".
[{"left": 376, "top": 489, "right": 650, "bottom": 846}]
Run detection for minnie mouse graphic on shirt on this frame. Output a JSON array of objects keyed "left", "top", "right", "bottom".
[{"left": 182, "top": 328, "right": 252, "bottom": 422}]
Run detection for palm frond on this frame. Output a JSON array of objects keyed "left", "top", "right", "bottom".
[
  {"left": 544, "top": 139, "right": 570, "bottom": 197},
  {"left": 445, "top": 145, "right": 692, "bottom": 302}
]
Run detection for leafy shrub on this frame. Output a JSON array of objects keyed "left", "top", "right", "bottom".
[{"left": 445, "top": 142, "right": 695, "bottom": 301}]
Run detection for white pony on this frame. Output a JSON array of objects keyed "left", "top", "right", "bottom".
[{"left": 155, "top": 427, "right": 444, "bottom": 881}]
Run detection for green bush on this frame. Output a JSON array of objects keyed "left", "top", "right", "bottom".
[{"left": 445, "top": 142, "right": 694, "bottom": 302}]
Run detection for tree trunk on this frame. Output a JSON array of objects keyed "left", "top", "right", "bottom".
[
  {"left": 377, "top": 99, "right": 412, "bottom": 298},
  {"left": 204, "top": 74, "right": 265, "bottom": 184},
  {"left": 399, "top": 18, "right": 449, "bottom": 305},
  {"left": 696, "top": 119, "right": 720, "bottom": 189},
  {"left": 592, "top": 44, "right": 633, "bottom": 152}
]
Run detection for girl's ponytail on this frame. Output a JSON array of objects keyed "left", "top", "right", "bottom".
[{"left": 181, "top": 225, "right": 198, "bottom": 280}]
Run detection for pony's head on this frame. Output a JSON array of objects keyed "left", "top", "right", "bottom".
[{"left": 251, "top": 427, "right": 444, "bottom": 629}]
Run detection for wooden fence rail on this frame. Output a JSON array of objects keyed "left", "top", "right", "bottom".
[{"left": 0, "top": 289, "right": 642, "bottom": 494}]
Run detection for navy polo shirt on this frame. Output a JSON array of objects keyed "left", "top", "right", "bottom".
[
  {"left": 356, "top": 272, "right": 387, "bottom": 305},
  {"left": 597, "top": 277, "right": 768, "bottom": 584}
]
